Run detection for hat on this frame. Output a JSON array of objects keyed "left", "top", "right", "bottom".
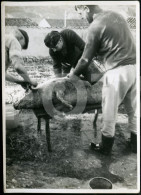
[
  {"left": 44, "top": 31, "right": 61, "bottom": 48},
  {"left": 18, "top": 29, "right": 29, "bottom": 49}
]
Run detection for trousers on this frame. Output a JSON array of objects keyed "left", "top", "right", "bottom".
[{"left": 102, "top": 65, "right": 136, "bottom": 137}]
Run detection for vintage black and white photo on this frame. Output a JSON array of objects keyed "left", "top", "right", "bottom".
[{"left": 2, "top": 1, "right": 140, "bottom": 193}]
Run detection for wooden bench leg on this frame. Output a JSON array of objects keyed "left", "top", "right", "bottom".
[
  {"left": 45, "top": 118, "right": 52, "bottom": 152},
  {"left": 93, "top": 109, "right": 99, "bottom": 138},
  {"left": 37, "top": 117, "right": 41, "bottom": 134}
]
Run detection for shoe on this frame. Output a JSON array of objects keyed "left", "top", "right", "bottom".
[
  {"left": 90, "top": 134, "right": 114, "bottom": 155},
  {"left": 130, "top": 132, "right": 137, "bottom": 153}
]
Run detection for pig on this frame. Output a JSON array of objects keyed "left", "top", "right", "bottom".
[{"left": 14, "top": 77, "right": 103, "bottom": 118}]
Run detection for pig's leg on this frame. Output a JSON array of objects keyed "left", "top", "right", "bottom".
[
  {"left": 45, "top": 118, "right": 52, "bottom": 152},
  {"left": 37, "top": 117, "right": 41, "bottom": 134}
]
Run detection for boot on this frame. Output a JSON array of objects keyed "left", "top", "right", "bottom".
[
  {"left": 90, "top": 134, "right": 114, "bottom": 155},
  {"left": 130, "top": 132, "right": 137, "bottom": 153}
]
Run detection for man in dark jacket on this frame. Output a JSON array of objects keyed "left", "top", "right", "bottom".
[
  {"left": 68, "top": 5, "right": 137, "bottom": 154},
  {"left": 44, "top": 29, "right": 85, "bottom": 77}
]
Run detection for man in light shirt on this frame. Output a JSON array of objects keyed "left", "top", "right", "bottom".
[
  {"left": 68, "top": 5, "right": 137, "bottom": 154},
  {"left": 5, "top": 29, "right": 37, "bottom": 89}
]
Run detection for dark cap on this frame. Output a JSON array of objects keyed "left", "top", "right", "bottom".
[
  {"left": 44, "top": 31, "right": 61, "bottom": 48},
  {"left": 18, "top": 29, "right": 29, "bottom": 49}
]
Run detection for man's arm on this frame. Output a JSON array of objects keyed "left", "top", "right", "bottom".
[
  {"left": 11, "top": 58, "right": 37, "bottom": 87},
  {"left": 53, "top": 62, "right": 62, "bottom": 77},
  {"left": 5, "top": 72, "right": 32, "bottom": 89},
  {"left": 62, "top": 63, "right": 71, "bottom": 77},
  {"left": 54, "top": 68, "right": 62, "bottom": 77},
  {"left": 15, "top": 62, "right": 31, "bottom": 82},
  {"left": 8, "top": 38, "right": 37, "bottom": 86},
  {"left": 50, "top": 49, "right": 63, "bottom": 77},
  {"left": 6, "top": 72, "right": 24, "bottom": 84},
  {"left": 72, "top": 27, "right": 100, "bottom": 76}
]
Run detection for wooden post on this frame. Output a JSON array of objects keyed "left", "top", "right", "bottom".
[
  {"left": 45, "top": 118, "right": 52, "bottom": 152},
  {"left": 64, "top": 10, "right": 67, "bottom": 28}
]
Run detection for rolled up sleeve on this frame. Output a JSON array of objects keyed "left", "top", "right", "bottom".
[
  {"left": 82, "top": 27, "right": 100, "bottom": 62},
  {"left": 72, "top": 26, "right": 101, "bottom": 76},
  {"left": 8, "top": 37, "right": 23, "bottom": 66}
]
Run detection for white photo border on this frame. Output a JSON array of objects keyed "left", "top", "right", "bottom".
[{"left": 2, "top": 1, "right": 140, "bottom": 194}]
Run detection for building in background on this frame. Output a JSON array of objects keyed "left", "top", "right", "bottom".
[
  {"left": 38, "top": 18, "right": 89, "bottom": 29},
  {"left": 5, "top": 18, "right": 38, "bottom": 26}
]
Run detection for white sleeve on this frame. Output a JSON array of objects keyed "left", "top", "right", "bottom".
[{"left": 8, "top": 36, "right": 23, "bottom": 65}]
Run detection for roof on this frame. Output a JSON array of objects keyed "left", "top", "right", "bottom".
[
  {"left": 45, "top": 19, "right": 89, "bottom": 28},
  {"left": 67, "top": 19, "right": 89, "bottom": 28},
  {"left": 5, "top": 17, "right": 136, "bottom": 29},
  {"left": 39, "top": 19, "right": 51, "bottom": 28},
  {"left": 44, "top": 18, "right": 136, "bottom": 29},
  {"left": 5, "top": 18, "right": 38, "bottom": 27},
  {"left": 127, "top": 17, "right": 136, "bottom": 29}
]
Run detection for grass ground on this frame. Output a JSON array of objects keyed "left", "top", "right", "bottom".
[
  {"left": 6, "top": 109, "right": 137, "bottom": 190},
  {"left": 5, "top": 61, "right": 138, "bottom": 192}
]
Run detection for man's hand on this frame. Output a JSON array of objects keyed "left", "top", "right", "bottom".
[
  {"left": 18, "top": 79, "right": 38, "bottom": 91},
  {"left": 83, "top": 80, "right": 91, "bottom": 88},
  {"left": 29, "top": 78, "right": 38, "bottom": 87},
  {"left": 67, "top": 72, "right": 91, "bottom": 88},
  {"left": 19, "top": 80, "right": 30, "bottom": 90},
  {"left": 67, "top": 72, "right": 79, "bottom": 81}
]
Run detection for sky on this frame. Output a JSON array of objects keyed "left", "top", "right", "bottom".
[{"left": 5, "top": 5, "right": 136, "bottom": 23}]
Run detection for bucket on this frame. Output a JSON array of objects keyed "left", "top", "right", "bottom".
[
  {"left": 6, "top": 104, "right": 20, "bottom": 129},
  {"left": 89, "top": 177, "right": 112, "bottom": 189}
]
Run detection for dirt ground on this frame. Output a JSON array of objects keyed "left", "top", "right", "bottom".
[
  {"left": 6, "top": 108, "right": 137, "bottom": 190},
  {"left": 5, "top": 60, "right": 138, "bottom": 191}
]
